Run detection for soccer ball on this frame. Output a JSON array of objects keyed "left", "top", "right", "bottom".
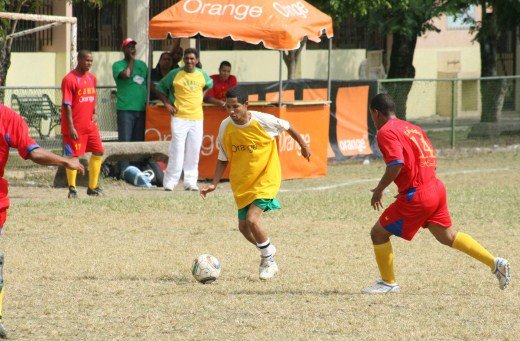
[{"left": 191, "top": 254, "right": 221, "bottom": 284}]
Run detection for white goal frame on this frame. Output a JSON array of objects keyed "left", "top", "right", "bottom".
[{"left": 0, "top": 12, "right": 78, "bottom": 69}]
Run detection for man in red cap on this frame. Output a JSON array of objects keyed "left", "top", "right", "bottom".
[{"left": 112, "top": 38, "right": 148, "bottom": 170}]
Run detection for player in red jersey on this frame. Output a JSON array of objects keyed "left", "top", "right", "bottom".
[
  {"left": 0, "top": 76, "right": 85, "bottom": 338},
  {"left": 61, "top": 50, "right": 104, "bottom": 198},
  {"left": 362, "top": 93, "right": 510, "bottom": 293}
]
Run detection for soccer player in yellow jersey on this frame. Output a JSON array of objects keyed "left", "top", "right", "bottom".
[{"left": 201, "top": 87, "right": 311, "bottom": 280}]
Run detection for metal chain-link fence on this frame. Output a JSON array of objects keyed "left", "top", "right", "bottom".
[
  {"left": 378, "top": 75, "right": 520, "bottom": 149},
  {"left": 1, "top": 86, "right": 117, "bottom": 168},
  {"left": 2, "top": 76, "right": 520, "bottom": 169}
]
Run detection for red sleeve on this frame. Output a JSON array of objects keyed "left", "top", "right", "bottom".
[
  {"left": 205, "top": 88, "right": 215, "bottom": 99},
  {"left": 61, "top": 75, "right": 74, "bottom": 106},
  {"left": 2, "top": 106, "right": 39, "bottom": 159},
  {"left": 377, "top": 129, "right": 404, "bottom": 166},
  {"left": 205, "top": 75, "right": 219, "bottom": 99},
  {"left": 229, "top": 75, "right": 237, "bottom": 87}
]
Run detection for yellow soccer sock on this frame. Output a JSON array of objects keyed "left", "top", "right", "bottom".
[
  {"left": 374, "top": 241, "right": 396, "bottom": 284},
  {"left": 66, "top": 168, "right": 77, "bottom": 187},
  {"left": 88, "top": 155, "right": 103, "bottom": 189},
  {"left": 452, "top": 232, "right": 495, "bottom": 270}
]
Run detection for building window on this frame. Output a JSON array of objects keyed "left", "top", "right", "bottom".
[
  {"left": 73, "top": 1, "right": 122, "bottom": 51},
  {"left": 10, "top": 1, "right": 53, "bottom": 52}
]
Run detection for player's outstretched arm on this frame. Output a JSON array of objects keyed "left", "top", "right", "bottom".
[
  {"left": 200, "top": 160, "right": 228, "bottom": 200},
  {"left": 286, "top": 125, "right": 311, "bottom": 161},
  {"left": 27, "top": 148, "right": 85, "bottom": 175},
  {"left": 370, "top": 164, "right": 402, "bottom": 210}
]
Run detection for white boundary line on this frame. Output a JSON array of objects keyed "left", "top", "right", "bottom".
[{"left": 279, "top": 167, "right": 511, "bottom": 193}]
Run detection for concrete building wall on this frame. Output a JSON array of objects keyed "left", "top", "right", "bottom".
[
  {"left": 5, "top": 53, "right": 57, "bottom": 86},
  {"left": 405, "top": 45, "right": 481, "bottom": 119},
  {"left": 416, "top": 9, "right": 481, "bottom": 49}
]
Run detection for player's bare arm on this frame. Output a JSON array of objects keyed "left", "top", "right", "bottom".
[
  {"left": 150, "top": 83, "right": 163, "bottom": 102},
  {"left": 27, "top": 148, "right": 85, "bottom": 175},
  {"left": 286, "top": 126, "right": 311, "bottom": 161},
  {"left": 371, "top": 164, "right": 402, "bottom": 210},
  {"left": 157, "top": 92, "right": 177, "bottom": 116},
  {"left": 204, "top": 96, "right": 226, "bottom": 108},
  {"left": 119, "top": 48, "right": 136, "bottom": 79},
  {"left": 64, "top": 104, "right": 78, "bottom": 139},
  {"left": 200, "top": 160, "right": 228, "bottom": 199}
]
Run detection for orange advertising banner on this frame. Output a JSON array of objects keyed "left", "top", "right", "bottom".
[
  {"left": 335, "top": 86, "right": 372, "bottom": 156},
  {"left": 198, "top": 105, "right": 233, "bottom": 179},
  {"left": 145, "top": 104, "right": 329, "bottom": 180},
  {"left": 303, "top": 88, "right": 327, "bottom": 101},
  {"left": 145, "top": 105, "right": 171, "bottom": 141},
  {"left": 279, "top": 105, "right": 329, "bottom": 178},
  {"left": 266, "top": 90, "right": 295, "bottom": 102}
]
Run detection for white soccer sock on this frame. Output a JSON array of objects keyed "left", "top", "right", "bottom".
[{"left": 257, "top": 239, "right": 275, "bottom": 260}]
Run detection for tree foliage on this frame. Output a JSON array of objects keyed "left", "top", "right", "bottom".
[
  {"left": 339, "top": 1, "right": 451, "bottom": 118},
  {"left": 445, "top": 1, "right": 520, "bottom": 123}
]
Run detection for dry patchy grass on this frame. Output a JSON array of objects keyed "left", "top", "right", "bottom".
[{"left": 1, "top": 150, "right": 519, "bottom": 339}]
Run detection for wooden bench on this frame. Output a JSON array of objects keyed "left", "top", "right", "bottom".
[{"left": 11, "top": 94, "right": 61, "bottom": 139}]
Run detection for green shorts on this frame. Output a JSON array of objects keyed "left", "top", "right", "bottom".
[{"left": 237, "top": 198, "right": 282, "bottom": 220}]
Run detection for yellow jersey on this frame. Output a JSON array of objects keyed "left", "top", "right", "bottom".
[
  {"left": 157, "top": 67, "right": 213, "bottom": 120},
  {"left": 217, "top": 111, "right": 290, "bottom": 208}
]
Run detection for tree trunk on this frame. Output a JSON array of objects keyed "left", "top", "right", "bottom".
[
  {"left": 0, "top": 39, "right": 13, "bottom": 101},
  {"left": 283, "top": 51, "right": 298, "bottom": 80},
  {"left": 385, "top": 32, "right": 417, "bottom": 120},
  {"left": 282, "top": 39, "right": 306, "bottom": 80},
  {"left": 478, "top": 4, "right": 501, "bottom": 123}
]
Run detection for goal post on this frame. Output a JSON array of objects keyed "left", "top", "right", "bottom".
[{"left": 0, "top": 12, "right": 78, "bottom": 69}]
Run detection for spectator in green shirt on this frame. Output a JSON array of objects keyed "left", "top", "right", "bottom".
[{"left": 112, "top": 38, "right": 148, "bottom": 143}]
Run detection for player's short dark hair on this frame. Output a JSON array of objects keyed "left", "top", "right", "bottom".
[
  {"left": 370, "top": 93, "right": 395, "bottom": 116},
  {"left": 184, "top": 48, "right": 199, "bottom": 59},
  {"left": 226, "top": 87, "right": 248, "bottom": 104},
  {"left": 219, "top": 61, "right": 231, "bottom": 69},
  {"left": 78, "top": 50, "right": 92, "bottom": 59}
]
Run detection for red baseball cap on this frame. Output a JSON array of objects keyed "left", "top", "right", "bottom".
[{"left": 121, "top": 38, "right": 137, "bottom": 49}]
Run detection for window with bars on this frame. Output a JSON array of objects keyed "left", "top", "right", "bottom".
[
  {"left": 73, "top": 1, "right": 123, "bottom": 51},
  {"left": 10, "top": 1, "right": 53, "bottom": 52}
]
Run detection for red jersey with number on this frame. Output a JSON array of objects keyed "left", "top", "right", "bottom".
[
  {"left": 0, "top": 104, "right": 40, "bottom": 210},
  {"left": 377, "top": 118, "right": 437, "bottom": 193},
  {"left": 61, "top": 70, "right": 97, "bottom": 135}
]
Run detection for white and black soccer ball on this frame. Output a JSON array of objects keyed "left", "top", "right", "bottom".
[{"left": 191, "top": 254, "right": 221, "bottom": 284}]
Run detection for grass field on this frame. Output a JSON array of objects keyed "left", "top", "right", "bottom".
[{"left": 1, "top": 150, "right": 519, "bottom": 339}]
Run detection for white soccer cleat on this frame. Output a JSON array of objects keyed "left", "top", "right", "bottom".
[
  {"left": 259, "top": 260, "right": 279, "bottom": 280},
  {"left": 361, "top": 279, "right": 400, "bottom": 294},
  {"left": 493, "top": 257, "right": 511, "bottom": 290}
]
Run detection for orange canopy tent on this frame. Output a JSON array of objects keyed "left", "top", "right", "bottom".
[
  {"left": 146, "top": 1, "right": 334, "bottom": 180},
  {"left": 149, "top": 0, "right": 334, "bottom": 101},
  {"left": 149, "top": 0, "right": 333, "bottom": 50}
]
